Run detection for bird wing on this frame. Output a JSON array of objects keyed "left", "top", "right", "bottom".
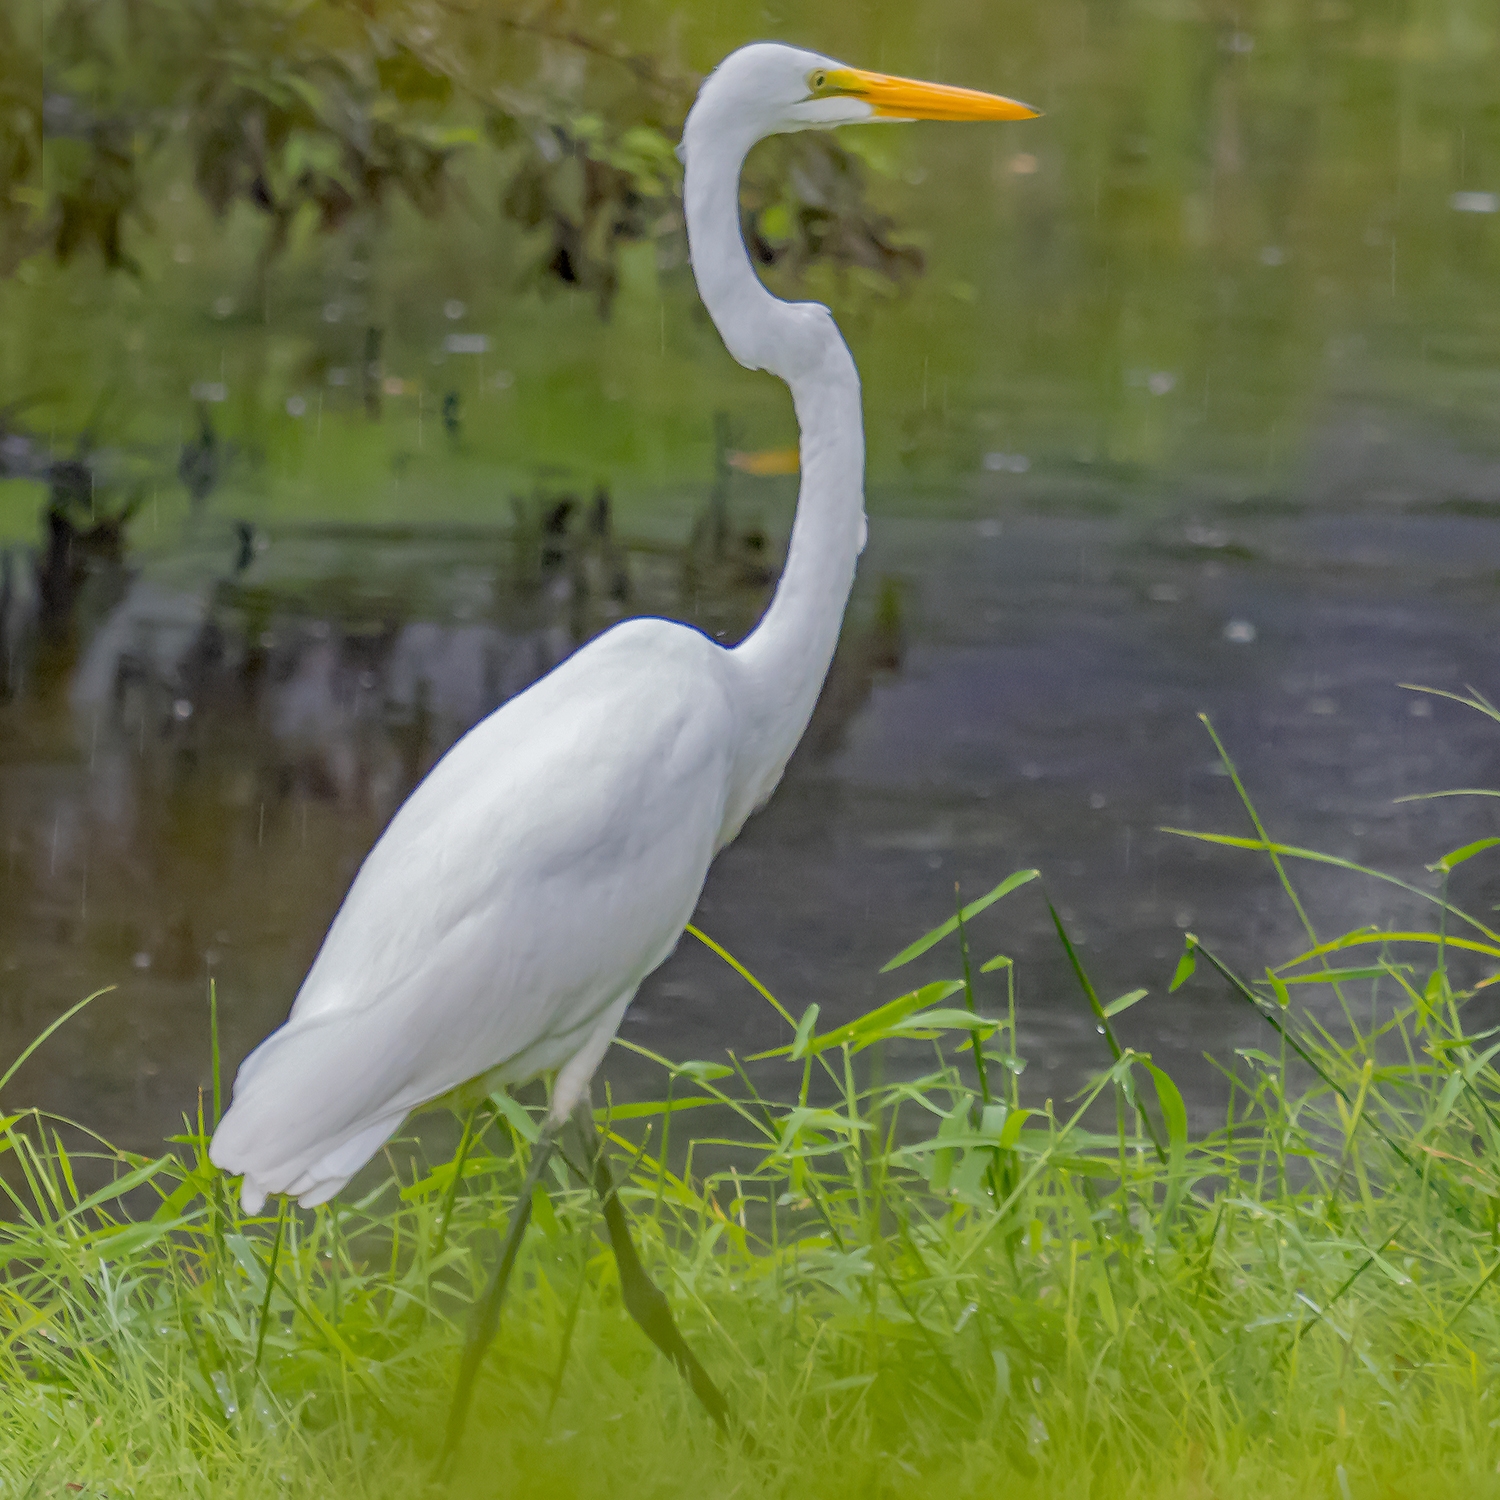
[{"left": 210, "top": 620, "right": 735, "bottom": 1202}]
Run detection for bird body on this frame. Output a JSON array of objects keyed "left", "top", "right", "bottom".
[
  {"left": 211, "top": 42, "right": 1037, "bottom": 1220},
  {"left": 216, "top": 621, "right": 738, "bottom": 1210}
]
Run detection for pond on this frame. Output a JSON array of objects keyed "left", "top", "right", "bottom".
[
  {"left": 3, "top": 470, "right": 1500, "bottom": 1148},
  {"left": 2, "top": 0, "right": 1500, "bottom": 1149}
]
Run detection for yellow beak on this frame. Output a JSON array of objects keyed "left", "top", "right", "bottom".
[{"left": 823, "top": 67, "right": 1040, "bottom": 122}]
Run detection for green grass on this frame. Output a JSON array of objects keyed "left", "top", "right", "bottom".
[{"left": 9, "top": 705, "right": 1500, "bottom": 1497}]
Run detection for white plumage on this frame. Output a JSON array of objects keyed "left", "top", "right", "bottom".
[
  {"left": 210, "top": 43, "right": 1037, "bottom": 1217},
  {"left": 213, "top": 625, "right": 738, "bottom": 1210}
]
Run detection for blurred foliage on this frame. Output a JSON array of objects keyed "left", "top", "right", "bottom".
[
  {"left": 741, "top": 133, "right": 923, "bottom": 290},
  {"left": 4, "top": 0, "right": 1498, "bottom": 499},
  {"left": 2, "top": 0, "right": 920, "bottom": 310},
  {"left": 1, "top": 5, "right": 49, "bottom": 277}
]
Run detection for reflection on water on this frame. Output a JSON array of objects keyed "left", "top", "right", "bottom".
[
  {"left": 4, "top": 474, "right": 1500, "bottom": 1145},
  {"left": 0, "top": 487, "right": 910, "bottom": 1144},
  {"left": 7, "top": 0, "right": 1500, "bottom": 536}
]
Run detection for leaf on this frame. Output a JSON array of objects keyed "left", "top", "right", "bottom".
[
  {"left": 225, "top": 1233, "right": 268, "bottom": 1296},
  {"left": 1103, "top": 988, "right": 1148, "bottom": 1018},
  {"left": 753, "top": 981, "right": 963, "bottom": 1059},
  {"left": 1277, "top": 966, "right": 1412, "bottom": 985},
  {"left": 893, "top": 1130, "right": 1047, "bottom": 1157},
  {"left": 883, "top": 1008, "right": 1001, "bottom": 1039},
  {"left": 1365, "top": 1250, "right": 1412, "bottom": 1287},
  {"left": 83, "top": 1216, "right": 201, "bottom": 1263},
  {"left": 685, "top": 925, "right": 796, "bottom": 1026},
  {"left": 1144, "top": 1061, "right": 1189, "bottom": 1229},
  {"left": 671, "top": 1060, "right": 735, "bottom": 1083},
  {"left": 813, "top": 1372, "right": 877, "bottom": 1395},
  {"left": 489, "top": 1091, "right": 540, "bottom": 1143},
  {"left": 927, "top": 1105, "right": 969, "bottom": 1192},
  {"left": 880, "top": 870, "right": 1039, "bottom": 972},
  {"left": 1169, "top": 938, "right": 1198, "bottom": 993},
  {"left": 1279, "top": 931, "right": 1500, "bottom": 967},
  {"left": 777, "top": 1106, "right": 872, "bottom": 1144},
  {"left": 1430, "top": 1071, "right": 1465, "bottom": 1132},
  {"left": 530, "top": 1184, "right": 561, "bottom": 1239},
  {"left": 1092, "top": 1260, "right": 1120, "bottom": 1334},
  {"left": 791, "top": 1003, "right": 821, "bottom": 1060},
  {"left": 991, "top": 1347, "right": 1011, "bottom": 1404},
  {"left": 596, "top": 1097, "right": 717, "bottom": 1121},
  {"left": 1467, "top": 1041, "right": 1500, "bottom": 1080},
  {"left": 1430, "top": 837, "right": 1500, "bottom": 874},
  {"left": 150, "top": 1172, "right": 204, "bottom": 1224},
  {"left": 1234, "top": 1048, "right": 1281, "bottom": 1070},
  {"left": 1394, "top": 788, "right": 1500, "bottom": 803},
  {"left": 980, "top": 953, "right": 1013, "bottom": 973},
  {"left": 64, "top": 1157, "right": 173, "bottom": 1220},
  {"left": 1051, "top": 1154, "right": 1123, "bottom": 1178}
]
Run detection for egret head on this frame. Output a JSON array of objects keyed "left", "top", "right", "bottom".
[{"left": 684, "top": 42, "right": 1039, "bottom": 153}]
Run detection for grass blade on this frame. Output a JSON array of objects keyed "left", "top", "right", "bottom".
[
  {"left": 880, "top": 869, "right": 1038, "bottom": 972},
  {"left": 0, "top": 988, "right": 113, "bottom": 1099}
]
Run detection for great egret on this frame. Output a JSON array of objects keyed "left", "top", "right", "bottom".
[{"left": 209, "top": 40, "right": 1036, "bottom": 1452}]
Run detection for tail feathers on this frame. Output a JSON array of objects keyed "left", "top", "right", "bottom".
[
  {"left": 225, "top": 1113, "right": 404, "bottom": 1214},
  {"left": 209, "top": 1005, "right": 427, "bottom": 1213}
]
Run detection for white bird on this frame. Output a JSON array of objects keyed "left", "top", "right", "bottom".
[{"left": 209, "top": 40, "right": 1036, "bottom": 1450}]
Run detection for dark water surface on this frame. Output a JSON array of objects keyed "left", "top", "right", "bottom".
[{"left": 3, "top": 479, "right": 1500, "bottom": 1149}]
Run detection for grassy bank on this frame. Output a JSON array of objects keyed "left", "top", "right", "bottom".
[{"left": 7, "top": 710, "right": 1500, "bottom": 1497}]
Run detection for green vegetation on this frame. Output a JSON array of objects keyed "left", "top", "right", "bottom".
[{"left": 7, "top": 706, "right": 1500, "bottom": 1496}]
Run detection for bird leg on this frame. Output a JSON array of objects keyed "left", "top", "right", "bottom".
[
  {"left": 440, "top": 1121, "right": 558, "bottom": 1465},
  {"left": 572, "top": 1097, "right": 731, "bottom": 1434}
]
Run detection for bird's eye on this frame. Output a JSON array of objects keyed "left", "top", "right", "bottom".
[{"left": 810, "top": 71, "right": 827, "bottom": 91}]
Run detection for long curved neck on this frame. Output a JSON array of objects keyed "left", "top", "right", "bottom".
[{"left": 682, "top": 111, "right": 866, "bottom": 810}]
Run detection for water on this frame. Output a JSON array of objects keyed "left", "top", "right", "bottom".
[
  {"left": 4, "top": 0, "right": 1500, "bottom": 1146},
  {"left": 3, "top": 468, "right": 1499, "bottom": 1147}
]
